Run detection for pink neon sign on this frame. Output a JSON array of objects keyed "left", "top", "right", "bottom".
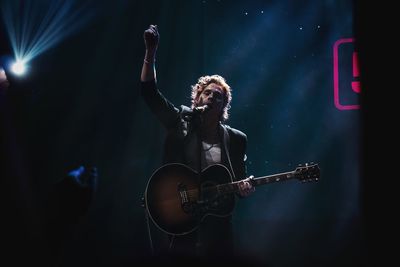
[{"left": 333, "top": 38, "right": 361, "bottom": 110}]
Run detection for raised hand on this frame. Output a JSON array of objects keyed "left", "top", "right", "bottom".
[{"left": 143, "top": 24, "right": 159, "bottom": 52}]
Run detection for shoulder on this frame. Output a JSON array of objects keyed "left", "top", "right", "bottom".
[{"left": 223, "top": 124, "right": 247, "bottom": 141}]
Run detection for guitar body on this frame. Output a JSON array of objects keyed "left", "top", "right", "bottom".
[
  {"left": 144, "top": 163, "right": 235, "bottom": 236},
  {"left": 144, "top": 162, "right": 320, "bottom": 236}
]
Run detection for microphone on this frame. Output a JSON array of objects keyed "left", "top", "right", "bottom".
[{"left": 193, "top": 105, "right": 210, "bottom": 114}]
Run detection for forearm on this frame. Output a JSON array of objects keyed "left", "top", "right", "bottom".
[
  {"left": 141, "top": 50, "right": 157, "bottom": 82},
  {"left": 140, "top": 25, "right": 179, "bottom": 127}
]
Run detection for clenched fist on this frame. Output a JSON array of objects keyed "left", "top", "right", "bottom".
[{"left": 143, "top": 24, "right": 159, "bottom": 52}]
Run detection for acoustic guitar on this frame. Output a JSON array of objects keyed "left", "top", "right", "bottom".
[{"left": 144, "top": 163, "right": 320, "bottom": 235}]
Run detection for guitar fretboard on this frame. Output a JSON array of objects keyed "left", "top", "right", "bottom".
[{"left": 216, "top": 171, "right": 295, "bottom": 195}]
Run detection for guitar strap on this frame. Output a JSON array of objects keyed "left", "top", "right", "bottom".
[{"left": 221, "top": 124, "right": 236, "bottom": 180}]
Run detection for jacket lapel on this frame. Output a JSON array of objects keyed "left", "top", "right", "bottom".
[{"left": 221, "top": 124, "right": 235, "bottom": 181}]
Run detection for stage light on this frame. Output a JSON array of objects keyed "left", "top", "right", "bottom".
[
  {"left": 11, "top": 60, "right": 27, "bottom": 76},
  {"left": 1, "top": 0, "right": 94, "bottom": 77}
]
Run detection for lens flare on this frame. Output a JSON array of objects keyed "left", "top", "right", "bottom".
[{"left": 11, "top": 60, "right": 27, "bottom": 76}]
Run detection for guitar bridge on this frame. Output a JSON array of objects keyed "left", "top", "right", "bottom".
[
  {"left": 177, "top": 182, "right": 189, "bottom": 203},
  {"left": 178, "top": 183, "right": 196, "bottom": 214}
]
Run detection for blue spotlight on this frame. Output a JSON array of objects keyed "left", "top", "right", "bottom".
[
  {"left": 11, "top": 60, "right": 27, "bottom": 76},
  {"left": 1, "top": 0, "right": 94, "bottom": 77}
]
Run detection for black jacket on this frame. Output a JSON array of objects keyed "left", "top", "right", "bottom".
[{"left": 141, "top": 79, "right": 247, "bottom": 181}]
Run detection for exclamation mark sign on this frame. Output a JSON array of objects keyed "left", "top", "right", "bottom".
[{"left": 351, "top": 52, "right": 361, "bottom": 93}]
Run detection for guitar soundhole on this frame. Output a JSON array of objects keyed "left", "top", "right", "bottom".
[{"left": 199, "top": 182, "right": 227, "bottom": 212}]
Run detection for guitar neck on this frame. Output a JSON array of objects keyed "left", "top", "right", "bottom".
[{"left": 216, "top": 171, "right": 295, "bottom": 195}]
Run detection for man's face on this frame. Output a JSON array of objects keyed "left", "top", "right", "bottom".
[{"left": 196, "top": 83, "right": 225, "bottom": 115}]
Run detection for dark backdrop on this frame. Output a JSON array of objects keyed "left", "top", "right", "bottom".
[{"left": 1, "top": 1, "right": 365, "bottom": 266}]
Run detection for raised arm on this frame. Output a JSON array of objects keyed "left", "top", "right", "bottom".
[
  {"left": 140, "top": 25, "right": 180, "bottom": 129},
  {"left": 141, "top": 25, "right": 159, "bottom": 82}
]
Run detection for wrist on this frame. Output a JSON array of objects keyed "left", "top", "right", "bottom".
[
  {"left": 144, "top": 51, "right": 156, "bottom": 64},
  {"left": 144, "top": 58, "right": 155, "bottom": 64}
]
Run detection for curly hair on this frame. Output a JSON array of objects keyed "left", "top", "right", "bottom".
[{"left": 191, "top": 75, "right": 232, "bottom": 122}]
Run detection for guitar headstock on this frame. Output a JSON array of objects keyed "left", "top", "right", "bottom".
[{"left": 294, "top": 163, "right": 320, "bottom": 182}]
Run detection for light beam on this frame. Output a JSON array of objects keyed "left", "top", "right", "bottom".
[{"left": 1, "top": 0, "right": 94, "bottom": 75}]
